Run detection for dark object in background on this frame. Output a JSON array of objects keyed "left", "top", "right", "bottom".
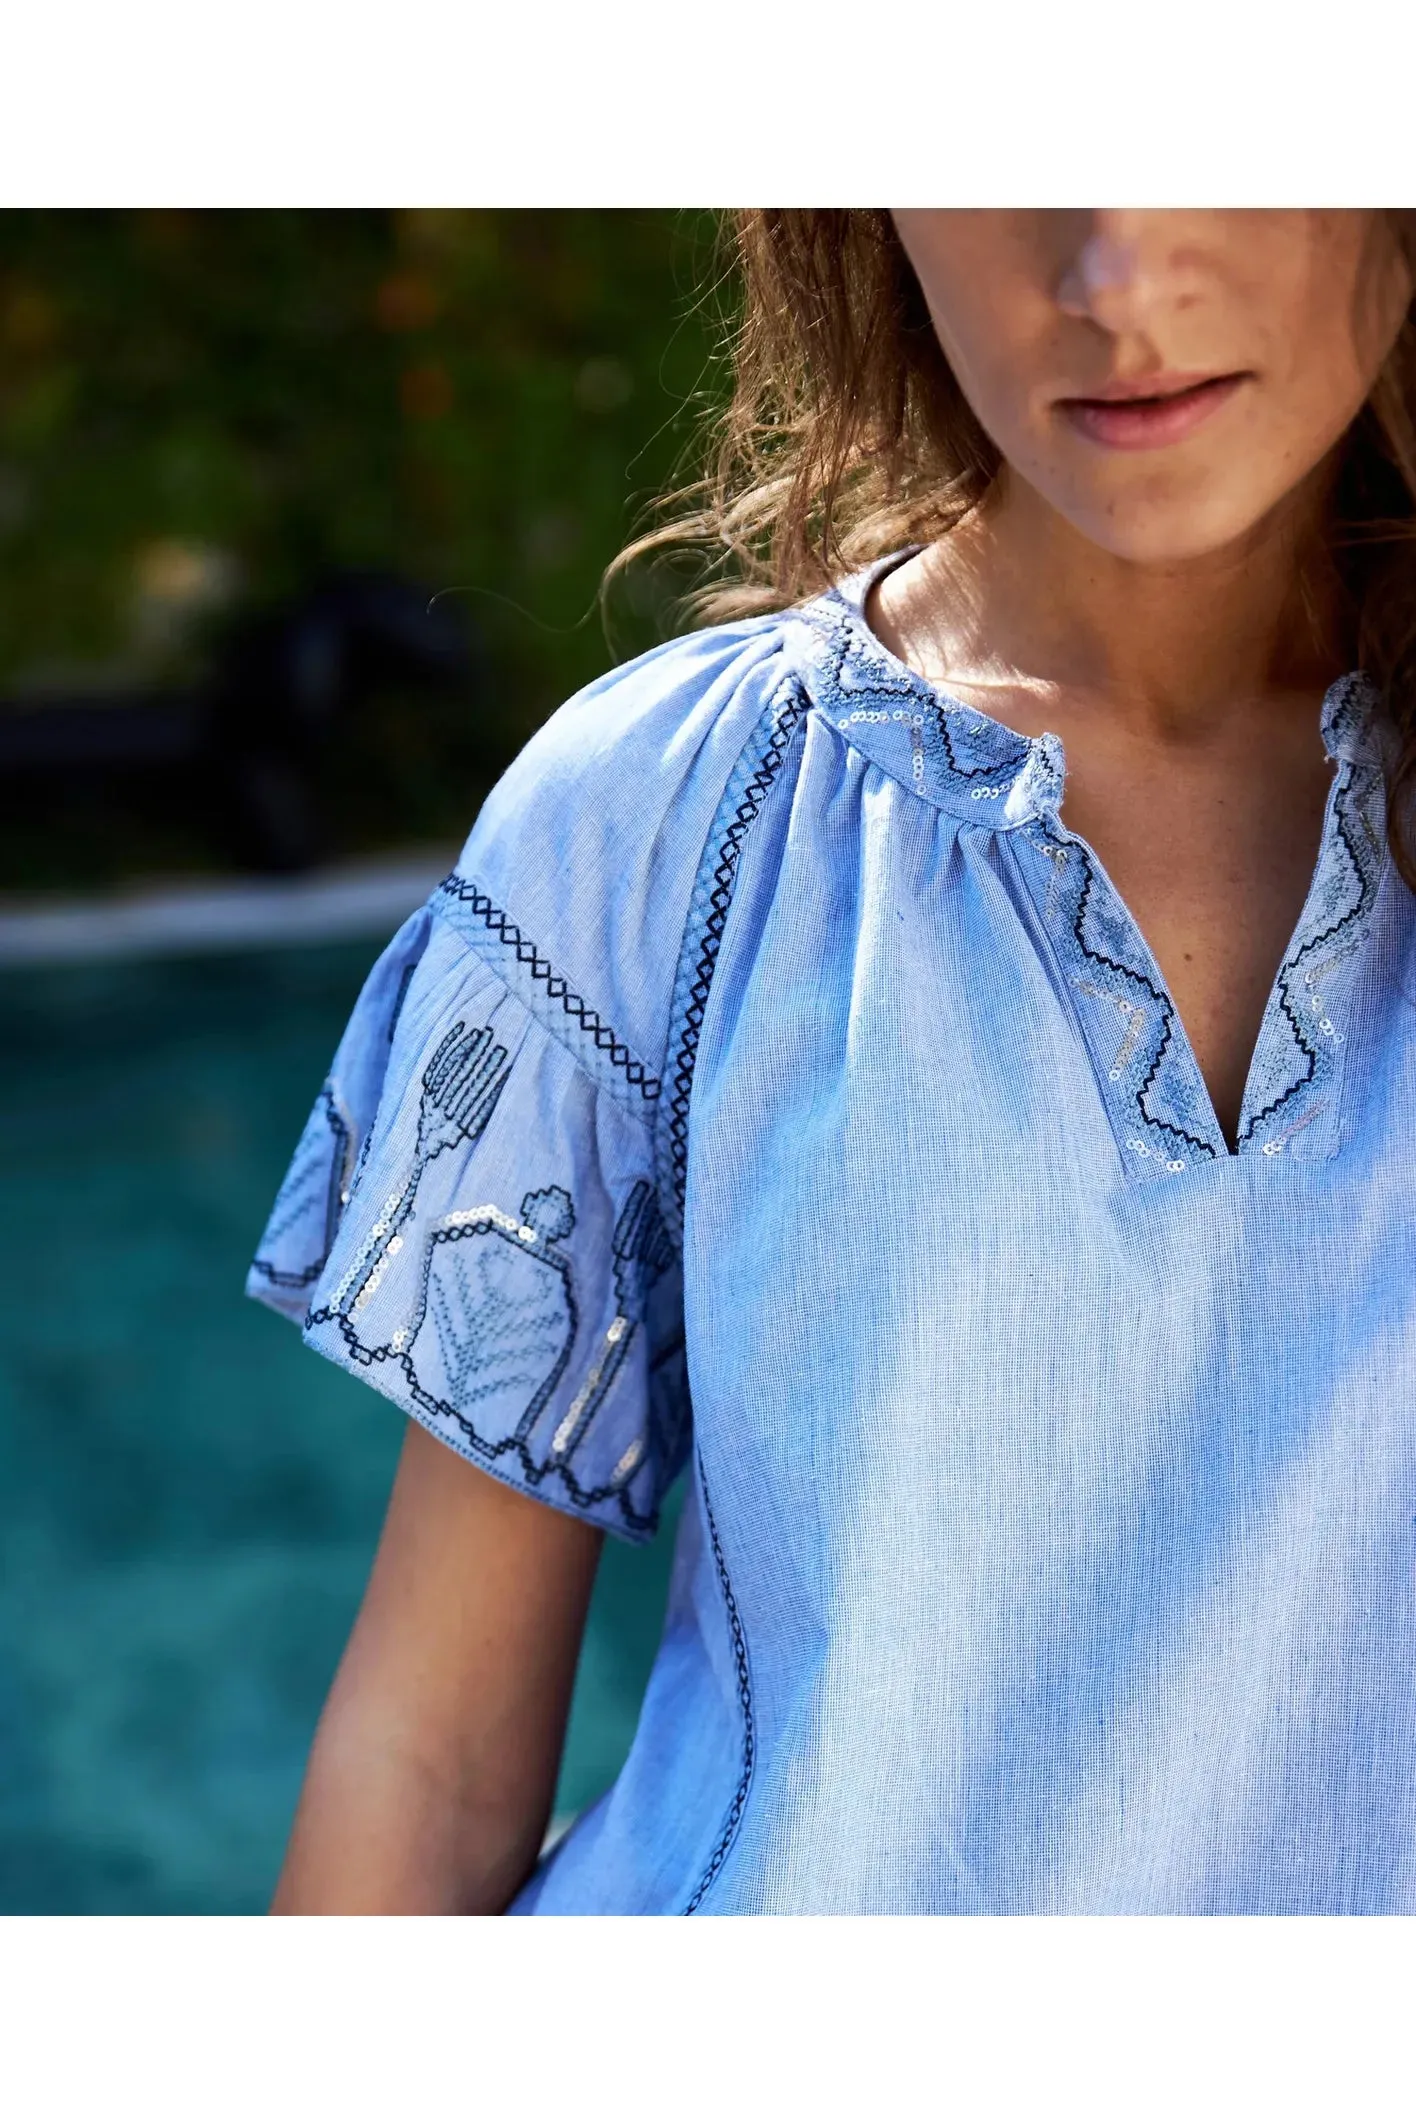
[
  {"left": 0, "top": 573, "right": 485, "bottom": 876},
  {"left": 0, "top": 210, "right": 717, "bottom": 897},
  {"left": 208, "top": 571, "right": 484, "bottom": 871}
]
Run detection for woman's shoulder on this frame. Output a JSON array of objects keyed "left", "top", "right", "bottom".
[
  {"left": 247, "top": 612, "right": 807, "bottom": 1533},
  {"left": 431, "top": 610, "right": 810, "bottom": 1086},
  {"left": 459, "top": 610, "right": 804, "bottom": 893}
]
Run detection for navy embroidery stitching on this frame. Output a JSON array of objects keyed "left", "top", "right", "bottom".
[
  {"left": 418, "top": 1019, "right": 514, "bottom": 1157},
  {"left": 403, "top": 1186, "right": 579, "bottom": 1440},
  {"left": 653, "top": 667, "right": 790, "bottom": 1894},
  {"left": 800, "top": 591, "right": 1035, "bottom": 799},
  {"left": 387, "top": 958, "right": 417, "bottom": 1044},
  {"left": 1065, "top": 840, "right": 1222, "bottom": 1165},
  {"left": 300, "top": 1024, "right": 679, "bottom": 1533},
  {"left": 664, "top": 675, "right": 808, "bottom": 1221},
  {"left": 308, "top": 1172, "right": 676, "bottom": 1538},
  {"left": 683, "top": 1459, "right": 756, "bottom": 1915},
  {"left": 545, "top": 1180, "right": 677, "bottom": 1471},
  {"left": 313, "top": 1019, "right": 513, "bottom": 1322},
  {"left": 1020, "top": 687, "right": 1385, "bottom": 1170},
  {"left": 345, "top": 1114, "right": 377, "bottom": 1206},
  {"left": 799, "top": 577, "right": 1214, "bottom": 1168},
  {"left": 1234, "top": 754, "right": 1385, "bottom": 1149},
  {"left": 273, "top": 922, "right": 684, "bottom": 1533},
  {"left": 250, "top": 1082, "right": 354, "bottom": 1289},
  {"left": 436, "top": 874, "right": 661, "bottom": 1101}
]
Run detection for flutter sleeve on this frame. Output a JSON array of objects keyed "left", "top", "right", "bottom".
[
  {"left": 248, "top": 903, "right": 683, "bottom": 1540},
  {"left": 247, "top": 612, "right": 800, "bottom": 1540}
]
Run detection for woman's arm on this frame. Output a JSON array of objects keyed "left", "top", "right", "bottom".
[{"left": 271, "top": 1419, "right": 603, "bottom": 1915}]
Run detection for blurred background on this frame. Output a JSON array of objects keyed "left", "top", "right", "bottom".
[{"left": 0, "top": 208, "right": 722, "bottom": 1912}]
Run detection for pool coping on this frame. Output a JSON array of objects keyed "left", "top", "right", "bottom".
[{"left": 0, "top": 848, "right": 458, "bottom": 966}]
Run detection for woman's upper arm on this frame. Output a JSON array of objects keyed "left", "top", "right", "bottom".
[
  {"left": 348, "top": 1417, "right": 603, "bottom": 1819},
  {"left": 273, "top": 1419, "right": 602, "bottom": 1914},
  {"left": 251, "top": 628, "right": 803, "bottom": 1906}
]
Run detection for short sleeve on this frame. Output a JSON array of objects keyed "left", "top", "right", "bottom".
[
  {"left": 247, "top": 904, "right": 684, "bottom": 1540},
  {"left": 247, "top": 613, "right": 804, "bottom": 1540}
]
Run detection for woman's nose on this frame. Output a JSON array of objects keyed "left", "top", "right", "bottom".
[{"left": 1054, "top": 212, "right": 1175, "bottom": 334}]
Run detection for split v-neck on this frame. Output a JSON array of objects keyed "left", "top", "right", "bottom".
[{"left": 793, "top": 562, "right": 1389, "bottom": 1173}]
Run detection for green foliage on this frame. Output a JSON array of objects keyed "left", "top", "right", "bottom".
[{"left": 0, "top": 210, "right": 728, "bottom": 876}]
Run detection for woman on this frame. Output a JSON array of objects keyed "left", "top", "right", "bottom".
[{"left": 250, "top": 212, "right": 1416, "bottom": 1914}]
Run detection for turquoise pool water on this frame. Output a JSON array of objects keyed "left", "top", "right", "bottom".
[{"left": 0, "top": 940, "right": 678, "bottom": 1913}]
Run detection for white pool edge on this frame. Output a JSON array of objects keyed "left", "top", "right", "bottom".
[{"left": 0, "top": 849, "right": 459, "bottom": 966}]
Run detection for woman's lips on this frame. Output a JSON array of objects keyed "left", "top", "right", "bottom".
[{"left": 1056, "top": 373, "right": 1248, "bottom": 450}]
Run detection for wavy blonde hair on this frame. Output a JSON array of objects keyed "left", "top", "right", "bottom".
[{"left": 614, "top": 209, "right": 1416, "bottom": 884}]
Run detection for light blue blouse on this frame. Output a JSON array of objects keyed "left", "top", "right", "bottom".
[{"left": 249, "top": 555, "right": 1416, "bottom": 1914}]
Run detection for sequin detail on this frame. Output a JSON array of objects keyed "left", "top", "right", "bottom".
[
  {"left": 793, "top": 588, "right": 1052, "bottom": 824},
  {"left": 1034, "top": 831, "right": 1223, "bottom": 1168},
  {"left": 308, "top": 1170, "right": 680, "bottom": 1537},
  {"left": 323, "top": 1019, "right": 512, "bottom": 1318},
  {"left": 1233, "top": 730, "right": 1386, "bottom": 1152},
  {"left": 798, "top": 580, "right": 1385, "bottom": 1175}
]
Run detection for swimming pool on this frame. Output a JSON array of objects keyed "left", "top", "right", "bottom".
[{"left": 0, "top": 938, "right": 678, "bottom": 1913}]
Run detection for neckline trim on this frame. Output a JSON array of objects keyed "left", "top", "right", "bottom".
[{"left": 794, "top": 550, "right": 1383, "bottom": 826}]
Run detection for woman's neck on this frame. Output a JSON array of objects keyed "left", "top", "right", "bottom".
[{"left": 870, "top": 464, "right": 1348, "bottom": 742}]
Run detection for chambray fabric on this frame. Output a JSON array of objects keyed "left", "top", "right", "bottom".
[{"left": 249, "top": 554, "right": 1416, "bottom": 1914}]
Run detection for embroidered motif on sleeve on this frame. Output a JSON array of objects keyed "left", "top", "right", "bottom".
[
  {"left": 548, "top": 1179, "right": 677, "bottom": 1473},
  {"left": 407, "top": 1185, "right": 578, "bottom": 1433},
  {"left": 416, "top": 1019, "right": 513, "bottom": 1161},
  {"left": 320, "top": 1019, "right": 512, "bottom": 1321},
  {"left": 310, "top": 1168, "right": 679, "bottom": 1534},
  {"left": 249, "top": 1081, "right": 355, "bottom": 1290}
]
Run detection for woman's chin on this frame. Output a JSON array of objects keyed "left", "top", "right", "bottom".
[{"left": 1055, "top": 490, "right": 1288, "bottom": 569}]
